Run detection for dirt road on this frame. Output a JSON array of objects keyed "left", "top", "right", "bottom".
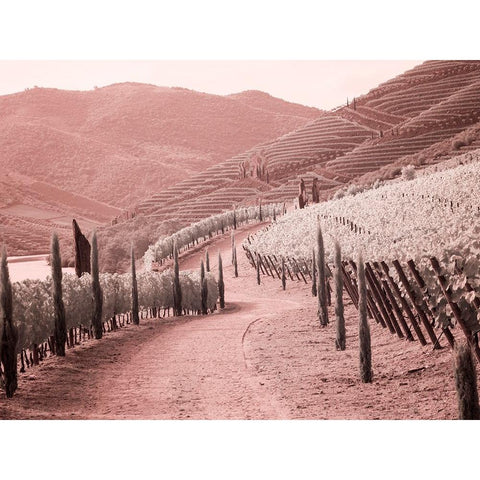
[{"left": 0, "top": 222, "right": 466, "bottom": 419}]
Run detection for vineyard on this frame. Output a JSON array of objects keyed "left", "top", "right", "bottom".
[
  {"left": 244, "top": 149, "right": 480, "bottom": 361},
  {"left": 0, "top": 201, "right": 283, "bottom": 398},
  {"left": 11, "top": 269, "right": 219, "bottom": 365},
  {"left": 143, "top": 202, "right": 283, "bottom": 270}
]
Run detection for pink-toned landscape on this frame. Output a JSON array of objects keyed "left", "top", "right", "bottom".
[
  {"left": 2, "top": 60, "right": 480, "bottom": 422},
  {"left": 0, "top": 223, "right": 464, "bottom": 419}
]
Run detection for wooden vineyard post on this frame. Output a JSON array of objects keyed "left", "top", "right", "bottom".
[
  {"left": 392, "top": 260, "right": 441, "bottom": 347},
  {"left": 287, "top": 258, "right": 302, "bottom": 282},
  {"left": 380, "top": 261, "right": 427, "bottom": 346},
  {"left": 33, "top": 344, "right": 39, "bottom": 365},
  {"left": 430, "top": 257, "right": 480, "bottom": 362},
  {"left": 343, "top": 262, "right": 385, "bottom": 327},
  {"left": 291, "top": 258, "right": 307, "bottom": 284},
  {"left": 406, "top": 259, "right": 454, "bottom": 348},
  {"left": 303, "top": 259, "right": 312, "bottom": 280},
  {"left": 351, "top": 260, "right": 390, "bottom": 329},
  {"left": 373, "top": 262, "right": 414, "bottom": 341},
  {"left": 284, "top": 262, "right": 294, "bottom": 281},
  {"left": 362, "top": 262, "right": 396, "bottom": 333},
  {"left": 267, "top": 256, "right": 281, "bottom": 279},
  {"left": 366, "top": 262, "right": 404, "bottom": 339},
  {"left": 341, "top": 263, "right": 359, "bottom": 309},
  {"left": 260, "top": 255, "right": 273, "bottom": 277},
  {"left": 257, "top": 255, "right": 267, "bottom": 275}
]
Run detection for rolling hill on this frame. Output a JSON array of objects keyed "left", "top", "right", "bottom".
[
  {"left": 0, "top": 83, "right": 321, "bottom": 256},
  {"left": 6, "top": 60, "right": 480, "bottom": 268}
]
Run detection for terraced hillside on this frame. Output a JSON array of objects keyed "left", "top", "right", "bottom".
[
  {"left": 132, "top": 61, "right": 480, "bottom": 235},
  {"left": 1, "top": 84, "right": 320, "bottom": 256},
  {"left": 9, "top": 60, "right": 480, "bottom": 264},
  {"left": 328, "top": 61, "right": 480, "bottom": 178}
]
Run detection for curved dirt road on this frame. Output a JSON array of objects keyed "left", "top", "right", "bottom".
[
  {"left": 0, "top": 222, "right": 468, "bottom": 420},
  {"left": 0, "top": 224, "right": 301, "bottom": 419}
]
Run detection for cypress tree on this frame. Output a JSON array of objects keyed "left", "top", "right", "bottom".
[
  {"left": 200, "top": 259, "right": 205, "bottom": 285},
  {"left": 311, "top": 249, "right": 317, "bottom": 297},
  {"left": 233, "top": 246, "right": 238, "bottom": 278},
  {"left": 173, "top": 242, "right": 182, "bottom": 316},
  {"left": 205, "top": 249, "right": 210, "bottom": 272},
  {"left": 317, "top": 224, "right": 329, "bottom": 326},
  {"left": 259, "top": 201, "right": 263, "bottom": 221},
  {"left": 334, "top": 241, "right": 346, "bottom": 351},
  {"left": 454, "top": 342, "right": 480, "bottom": 419},
  {"left": 131, "top": 245, "right": 140, "bottom": 325},
  {"left": 218, "top": 252, "right": 225, "bottom": 309},
  {"left": 233, "top": 207, "right": 237, "bottom": 230},
  {"left": 358, "top": 255, "right": 372, "bottom": 383},
  {"left": 281, "top": 257, "right": 286, "bottom": 290},
  {"left": 201, "top": 277, "right": 208, "bottom": 315},
  {"left": 91, "top": 231, "right": 103, "bottom": 339},
  {"left": 273, "top": 208, "right": 276, "bottom": 222},
  {"left": 51, "top": 232, "right": 67, "bottom": 356},
  {"left": 0, "top": 246, "right": 18, "bottom": 398},
  {"left": 231, "top": 232, "right": 235, "bottom": 265},
  {"left": 256, "top": 252, "right": 261, "bottom": 285},
  {"left": 200, "top": 260, "right": 208, "bottom": 314}
]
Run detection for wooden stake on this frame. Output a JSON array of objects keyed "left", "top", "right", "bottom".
[
  {"left": 363, "top": 263, "right": 396, "bottom": 333},
  {"left": 380, "top": 261, "right": 427, "bottom": 346},
  {"left": 373, "top": 262, "right": 413, "bottom": 340},
  {"left": 392, "top": 260, "right": 440, "bottom": 347}
]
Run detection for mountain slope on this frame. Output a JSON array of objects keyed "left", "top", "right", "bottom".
[
  {"left": 0, "top": 83, "right": 320, "bottom": 256},
  {"left": 127, "top": 61, "right": 480, "bottom": 265}
]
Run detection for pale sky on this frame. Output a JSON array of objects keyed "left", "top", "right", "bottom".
[{"left": 0, "top": 60, "right": 421, "bottom": 110}]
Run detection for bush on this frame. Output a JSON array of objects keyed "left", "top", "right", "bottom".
[{"left": 401, "top": 165, "right": 415, "bottom": 181}]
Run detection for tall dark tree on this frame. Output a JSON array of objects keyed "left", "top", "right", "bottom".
[
  {"left": 131, "top": 245, "right": 140, "bottom": 325},
  {"left": 334, "top": 241, "right": 345, "bottom": 351},
  {"left": 51, "top": 232, "right": 67, "bottom": 356},
  {"left": 358, "top": 255, "right": 372, "bottom": 383},
  {"left": 0, "top": 246, "right": 18, "bottom": 397},
  {"left": 201, "top": 277, "right": 208, "bottom": 315},
  {"left": 205, "top": 249, "right": 210, "bottom": 272},
  {"left": 454, "top": 342, "right": 480, "bottom": 419},
  {"left": 233, "top": 246, "right": 238, "bottom": 278},
  {"left": 256, "top": 252, "right": 261, "bottom": 285},
  {"left": 218, "top": 252, "right": 225, "bottom": 309},
  {"left": 91, "top": 232, "right": 103, "bottom": 339},
  {"left": 281, "top": 257, "right": 286, "bottom": 291},
  {"left": 72, "top": 219, "right": 91, "bottom": 277},
  {"left": 317, "top": 224, "right": 329, "bottom": 326},
  {"left": 311, "top": 249, "right": 317, "bottom": 297},
  {"left": 173, "top": 242, "right": 182, "bottom": 316},
  {"left": 200, "top": 260, "right": 208, "bottom": 314}
]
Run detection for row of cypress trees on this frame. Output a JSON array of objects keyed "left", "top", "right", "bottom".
[
  {"left": 1, "top": 231, "right": 227, "bottom": 398},
  {"left": 315, "top": 225, "right": 372, "bottom": 383},
  {"left": 0, "top": 231, "right": 140, "bottom": 398},
  {"left": 172, "top": 241, "right": 226, "bottom": 317}
]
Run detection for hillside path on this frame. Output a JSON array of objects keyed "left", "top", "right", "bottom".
[
  {"left": 0, "top": 223, "right": 299, "bottom": 419},
  {"left": 1, "top": 221, "right": 465, "bottom": 420}
]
